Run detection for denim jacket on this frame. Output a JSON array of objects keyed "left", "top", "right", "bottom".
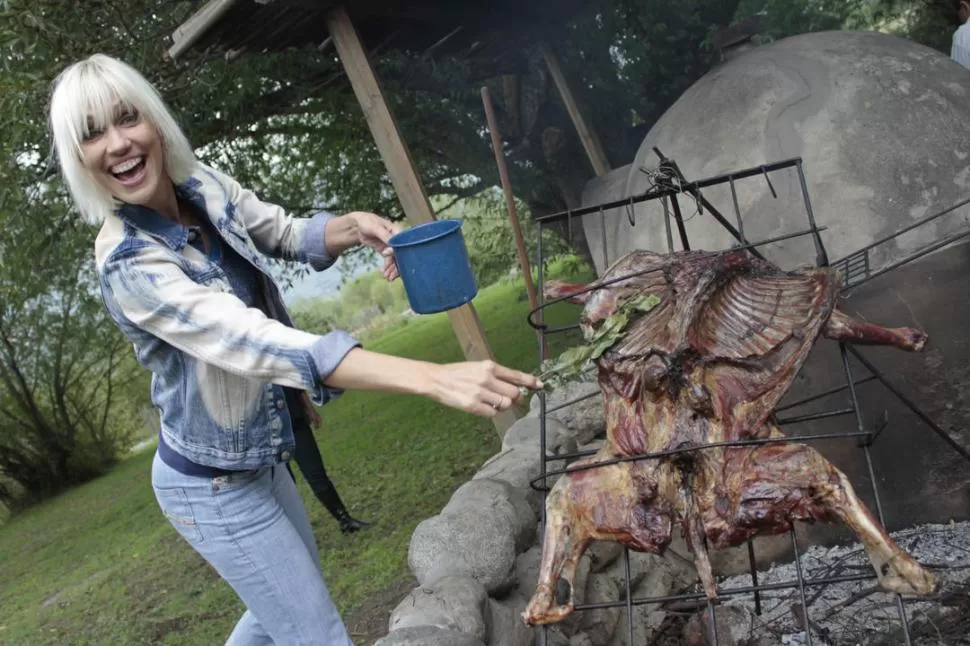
[{"left": 95, "top": 162, "right": 360, "bottom": 470}]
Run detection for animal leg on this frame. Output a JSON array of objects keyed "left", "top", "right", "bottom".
[
  {"left": 523, "top": 457, "right": 669, "bottom": 625},
  {"left": 684, "top": 497, "right": 718, "bottom": 599},
  {"left": 823, "top": 309, "right": 927, "bottom": 352},
  {"left": 543, "top": 279, "right": 593, "bottom": 305},
  {"left": 725, "top": 440, "right": 938, "bottom": 596}
]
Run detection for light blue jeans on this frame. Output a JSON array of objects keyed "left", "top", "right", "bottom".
[{"left": 151, "top": 452, "right": 354, "bottom": 645}]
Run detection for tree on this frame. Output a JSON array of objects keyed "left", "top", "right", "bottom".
[
  {"left": 0, "top": 129, "right": 145, "bottom": 508},
  {"left": 735, "top": 0, "right": 956, "bottom": 51},
  {"left": 0, "top": 0, "right": 956, "bottom": 507}
]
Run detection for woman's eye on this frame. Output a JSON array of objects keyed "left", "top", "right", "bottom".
[
  {"left": 82, "top": 128, "right": 103, "bottom": 142},
  {"left": 118, "top": 109, "right": 139, "bottom": 125}
]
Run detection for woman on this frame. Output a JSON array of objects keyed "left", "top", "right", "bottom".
[{"left": 48, "top": 53, "right": 540, "bottom": 645}]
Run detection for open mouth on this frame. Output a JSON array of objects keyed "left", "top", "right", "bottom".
[{"left": 110, "top": 156, "right": 147, "bottom": 187}]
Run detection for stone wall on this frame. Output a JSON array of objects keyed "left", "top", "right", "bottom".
[{"left": 374, "top": 381, "right": 786, "bottom": 646}]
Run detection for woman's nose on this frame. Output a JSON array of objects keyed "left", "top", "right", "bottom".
[{"left": 104, "top": 125, "right": 130, "bottom": 155}]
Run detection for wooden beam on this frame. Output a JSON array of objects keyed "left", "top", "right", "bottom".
[
  {"left": 539, "top": 43, "right": 611, "bottom": 177},
  {"left": 168, "top": 0, "right": 239, "bottom": 60},
  {"left": 325, "top": 5, "right": 518, "bottom": 436}
]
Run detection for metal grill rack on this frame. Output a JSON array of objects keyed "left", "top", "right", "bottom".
[{"left": 526, "top": 151, "right": 970, "bottom": 645}]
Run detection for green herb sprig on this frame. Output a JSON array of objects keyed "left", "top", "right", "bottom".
[{"left": 537, "top": 293, "right": 660, "bottom": 390}]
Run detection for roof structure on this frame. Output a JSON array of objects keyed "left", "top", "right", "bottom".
[
  {"left": 165, "top": 0, "right": 595, "bottom": 438},
  {"left": 169, "top": 0, "right": 586, "bottom": 60}
]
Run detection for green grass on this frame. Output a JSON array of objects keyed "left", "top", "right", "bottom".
[{"left": 0, "top": 263, "right": 592, "bottom": 645}]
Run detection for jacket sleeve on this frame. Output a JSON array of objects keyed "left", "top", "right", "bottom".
[
  {"left": 199, "top": 164, "right": 339, "bottom": 271},
  {"left": 100, "top": 239, "right": 360, "bottom": 403}
]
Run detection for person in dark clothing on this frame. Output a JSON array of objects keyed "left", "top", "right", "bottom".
[{"left": 288, "top": 389, "right": 371, "bottom": 534}]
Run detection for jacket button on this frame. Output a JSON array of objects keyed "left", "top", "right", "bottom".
[
  {"left": 276, "top": 400, "right": 285, "bottom": 409},
  {"left": 280, "top": 451, "right": 291, "bottom": 461}
]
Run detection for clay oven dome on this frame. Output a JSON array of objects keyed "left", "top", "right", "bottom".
[{"left": 584, "top": 29, "right": 970, "bottom": 273}]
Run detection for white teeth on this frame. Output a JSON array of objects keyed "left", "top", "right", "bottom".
[{"left": 111, "top": 157, "right": 143, "bottom": 174}]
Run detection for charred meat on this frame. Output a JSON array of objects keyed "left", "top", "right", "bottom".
[{"left": 524, "top": 249, "right": 937, "bottom": 626}]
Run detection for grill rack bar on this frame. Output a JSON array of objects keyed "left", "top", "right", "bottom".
[{"left": 531, "top": 155, "right": 970, "bottom": 645}]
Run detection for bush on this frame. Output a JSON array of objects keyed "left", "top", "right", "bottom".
[{"left": 435, "top": 189, "right": 572, "bottom": 288}]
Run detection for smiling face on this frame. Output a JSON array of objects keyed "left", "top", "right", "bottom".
[{"left": 79, "top": 102, "right": 170, "bottom": 212}]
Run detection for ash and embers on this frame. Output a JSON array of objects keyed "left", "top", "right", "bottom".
[{"left": 717, "top": 521, "right": 970, "bottom": 645}]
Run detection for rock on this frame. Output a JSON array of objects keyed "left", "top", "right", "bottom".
[
  {"left": 473, "top": 446, "right": 544, "bottom": 512},
  {"left": 569, "top": 633, "right": 594, "bottom": 646},
  {"left": 576, "top": 439, "right": 605, "bottom": 454},
  {"left": 514, "top": 546, "right": 542, "bottom": 602},
  {"left": 578, "top": 573, "right": 621, "bottom": 645},
  {"left": 537, "top": 626, "right": 571, "bottom": 646},
  {"left": 444, "top": 478, "right": 537, "bottom": 553},
  {"left": 594, "top": 547, "right": 698, "bottom": 646},
  {"left": 607, "top": 567, "right": 684, "bottom": 646},
  {"left": 528, "top": 380, "right": 605, "bottom": 445},
  {"left": 608, "top": 601, "right": 668, "bottom": 646},
  {"left": 585, "top": 540, "right": 624, "bottom": 574},
  {"left": 600, "top": 549, "right": 695, "bottom": 601},
  {"left": 388, "top": 576, "right": 489, "bottom": 642},
  {"left": 488, "top": 595, "right": 534, "bottom": 646},
  {"left": 409, "top": 508, "right": 517, "bottom": 594},
  {"left": 708, "top": 531, "right": 801, "bottom": 577},
  {"left": 683, "top": 605, "right": 774, "bottom": 646},
  {"left": 374, "top": 625, "right": 488, "bottom": 646},
  {"left": 502, "top": 417, "right": 572, "bottom": 454}
]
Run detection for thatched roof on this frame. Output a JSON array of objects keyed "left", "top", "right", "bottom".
[{"left": 169, "top": 0, "right": 585, "bottom": 60}]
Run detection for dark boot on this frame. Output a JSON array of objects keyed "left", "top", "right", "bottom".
[
  {"left": 289, "top": 409, "right": 372, "bottom": 534},
  {"left": 313, "top": 476, "right": 372, "bottom": 534},
  {"left": 335, "top": 509, "right": 372, "bottom": 534}
]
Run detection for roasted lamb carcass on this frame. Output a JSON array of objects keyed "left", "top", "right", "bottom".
[{"left": 524, "top": 249, "right": 938, "bottom": 626}]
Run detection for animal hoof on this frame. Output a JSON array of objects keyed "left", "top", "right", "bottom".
[
  {"left": 877, "top": 554, "right": 939, "bottom": 596},
  {"left": 522, "top": 585, "right": 575, "bottom": 625},
  {"left": 903, "top": 328, "right": 928, "bottom": 352}
]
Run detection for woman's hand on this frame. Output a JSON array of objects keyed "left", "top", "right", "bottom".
[
  {"left": 323, "top": 349, "right": 542, "bottom": 419},
  {"left": 351, "top": 211, "right": 401, "bottom": 281},
  {"left": 426, "top": 360, "right": 544, "bottom": 418}
]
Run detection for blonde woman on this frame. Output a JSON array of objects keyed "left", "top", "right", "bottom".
[{"left": 49, "top": 53, "right": 539, "bottom": 645}]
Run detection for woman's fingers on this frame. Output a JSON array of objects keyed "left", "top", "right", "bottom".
[
  {"left": 489, "top": 362, "right": 544, "bottom": 391},
  {"left": 485, "top": 377, "right": 526, "bottom": 405},
  {"left": 429, "top": 360, "right": 544, "bottom": 419},
  {"left": 356, "top": 212, "right": 402, "bottom": 248},
  {"left": 382, "top": 252, "right": 400, "bottom": 281},
  {"left": 468, "top": 362, "right": 542, "bottom": 416}
]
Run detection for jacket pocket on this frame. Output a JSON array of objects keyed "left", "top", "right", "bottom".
[{"left": 194, "top": 362, "right": 262, "bottom": 453}]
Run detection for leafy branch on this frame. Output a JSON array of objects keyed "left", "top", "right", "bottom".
[{"left": 537, "top": 293, "right": 660, "bottom": 389}]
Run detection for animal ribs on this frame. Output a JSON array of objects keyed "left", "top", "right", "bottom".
[{"left": 523, "top": 249, "right": 939, "bottom": 626}]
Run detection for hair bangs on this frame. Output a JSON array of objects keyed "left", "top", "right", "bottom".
[{"left": 56, "top": 60, "right": 144, "bottom": 155}]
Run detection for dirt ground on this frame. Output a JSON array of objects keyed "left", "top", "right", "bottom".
[{"left": 345, "top": 579, "right": 417, "bottom": 646}]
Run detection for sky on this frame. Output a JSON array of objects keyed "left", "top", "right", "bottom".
[{"left": 276, "top": 253, "right": 379, "bottom": 306}]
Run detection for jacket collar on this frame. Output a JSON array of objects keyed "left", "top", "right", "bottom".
[{"left": 114, "top": 177, "right": 208, "bottom": 252}]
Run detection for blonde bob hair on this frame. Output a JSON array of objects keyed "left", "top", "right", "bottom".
[{"left": 49, "top": 53, "right": 198, "bottom": 225}]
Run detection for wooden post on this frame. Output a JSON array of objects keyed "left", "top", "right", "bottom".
[
  {"left": 325, "top": 5, "right": 518, "bottom": 436},
  {"left": 539, "top": 43, "right": 612, "bottom": 177},
  {"left": 540, "top": 42, "right": 613, "bottom": 269},
  {"left": 481, "top": 86, "right": 548, "bottom": 358}
]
